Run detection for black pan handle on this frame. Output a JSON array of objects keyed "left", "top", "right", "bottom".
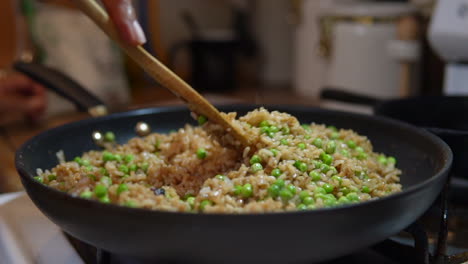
[
  {"left": 320, "top": 88, "right": 382, "bottom": 107},
  {"left": 13, "top": 62, "right": 108, "bottom": 117}
]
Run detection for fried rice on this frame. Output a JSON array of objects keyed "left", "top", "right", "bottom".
[{"left": 36, "top": 108, "right": 402, "bottom": 213}]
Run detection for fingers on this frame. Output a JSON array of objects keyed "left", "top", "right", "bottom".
[
  {"left": 0, "top": 74, "right": 47, "bottom": 120},
  {"left": 102, "top": 0, "right": 146, "bottom": 46},
  {"left": 0, "top": 93, "right": 46, "bottom": 114},
  {"left": 0, "top": 74, "right": 37, "bottom": 95}
]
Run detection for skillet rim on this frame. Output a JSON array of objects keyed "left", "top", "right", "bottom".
[{"left": 15, "top": 104, "right": 452, "bottom": 217}]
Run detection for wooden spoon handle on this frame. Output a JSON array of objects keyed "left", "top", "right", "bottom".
[{"left": 72, "top": 0, "right": 249, "bottom": 146}]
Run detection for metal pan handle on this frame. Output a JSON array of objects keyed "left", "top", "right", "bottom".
[
  {"left": 13, "top": 62, "right": 107, "bottom": 117},
  {"left": 320, "top": 88, "right": 382, "bottom": 107}
]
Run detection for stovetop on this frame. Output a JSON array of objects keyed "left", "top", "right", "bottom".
[{"left": 1, "top": 179, "right": 468, "bottom": 264}]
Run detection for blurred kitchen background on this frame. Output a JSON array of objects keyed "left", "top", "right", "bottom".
[{"left": 0, "top": 0, "right": 442, "bottom": 192}]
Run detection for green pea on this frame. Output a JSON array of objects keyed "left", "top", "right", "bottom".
[
  {"left": 274, "top": 179, "right": 285, "bottom": 188},
  {"left": 186, "top": 197, "right": 195, "bottom": 208},
  {"left": 33, "top": 176, "right": 43, "bottom": 183},
  {"left": 303, "top": 196, "right": 315, "bottom": 205},
  {"left": 312, "top": 160, "right": 322, "bottom": 169},
  {"left": 279, "top": 188, "right": 294, "bottom": 201},
  {"left": 104, "top": 131, "right": 115, "bottom": 142},
  {"left": 323, "top": 197, "right": 337, "bottom": 207},
  {"left": 271, "top": 168, "right": 282, "bottom": 178},
  {"left": 74, "top": 157, "right": 83, "bottom": 165},
  {"left": 297, "top": 204, "right": 307, "bottom": 210},
  {"left": 268, "top": 184, "right": 281, "bottom": 198},
  {"left": 114, "top": 154, "right": 122, "bottom": 162},
  {"left": 338, "top": 196, "right": 350, "bottom": 204},
  {"left": 320, "top": 153, "right": 333, "bottom": 165},
  {"left": 102, "top": 152, "right": 115, "bottom": 162},
  {"left": 215, "top": 174, "right": 226, "bottom": 181},
  {"left": 327, "top": 125, "right": 338, "bottom": 132},
  {"left": 294, "top": 161, "right": 308, "bottom": 172},
  {"left": 387, "top": 156, "right": 397, "bottom": 165},
  {"left": 196, "top": 148, "right": 207, "bottom": 159},
  {"left": 250, "top": 155, "right": 262, "bottom": 165},
  {"left": 233, "top": 185, "right": 243, "bottom": 195},
  {"left": 340, "top": 187, "right": 351, "bottom": 195},
  {"left": 124, "top": 154, "right": 134, "bottom": 163},
  {"left": 299, "top": 190, "right": 310, "bottom": 201},
  {"left": 251, "top": 163, "right": 263, "bottom": 173},
  {"left": 331, "top": 132, "right": 340, "bottom": 140},
  {"left": 119, "top": 164, "right": 129, "bottom": 174},
  {"left": 270, "top": 149, "right": 279, "bottom": 157},
  {"left": 281, "top": 126, "right": 290, "bottom": 135},
  {"left": 280, "top": 139, "right": 289, "bottom": 145},
  {"left": 241, "top": 183, "right": 253, "bottom": 198},
  {"left": 340, "top": 149, "right": 350, "bottom": 157},
  {"left": 301, "top": 124, "right": 312, "bottom": 132},
  {"left": 286, "top": 184, "right": 297, "bottom": 195},
  {"left": 309, "top": 171, "right": 322, "bottom": 181},
  {"left": 314, "top": 187, "right": 326, "bottom": 195},
  {"left": 346, "top": 192, "right": 360, "bottom": 202},
  {"left": 81, "top": 159, "right": 91, "bottom": 166},
  {"left": 124, "top": 200, "right": 138, "bottom": 208},
  {"left": 94, "top": 184, "right": 107, "bottom": 198},
  {"left": 357, "top": 152, "right": 368, "bottom": 160},
  {"left": 99, "top": 167, "right": 109, "bottom": 176},
  {"left": 259, "top": 120, "right": 270, "bottom": 127},
  {"left": 361, "top": 186, "right": 370, "bottom": 193},
  {"left": 129, "top": 164, "right": 138, "bottom": 171},
  {"left": 297, "top": 143, "right": 306, "bottom": 150},
  {"left": 200, "top": 200, "right": 213, "bottom": 211},
  {"left": 347, "top": 140, "right": 357, "bottom": 149},
  {"left": 100, "top": 195, "right": 110, "bottom": 203},
  {"left": 331, "top": 175, "right": 342, "bottom": 185},
  {"left": 270, "top": 126, "right": 279, "bottom": 133},
  {"left": 323, "top": 183, "right": 334, "bottom": 193},
  {"left": 260, "top": 126, "right": 270, "bottom": 134},
  {"left": 267, "top": 131, "right": 276, "bottom": 138},
  {"left": 320, "top": 164, "right": 331, "bottom": 173},
  {"left": 141, "top": 162, "right": 149, "bottom": 173},
  {"left": 100, "top": 176, "right": 112, "bottom": 186},
  {"left": 80, "top": 190, "right": 93, "bottom": 199},
  {"left": 117, "top": 183, "right": 129, "bottom": 195},
  {"left": 197, "top": 115, "right": 207, "bottom": 125},
  {"left": 85, "top": 165, "right": 94, "bottom": 172},
  {"left": 313, "top": 138, "right": 323, "bottom": 148},
  {"left": 154, "top": 139, "right": 161, "bottom": 150},
  {"left": 326, "top": 141, "right": 336, "bottom": 154},
  {"left": 355, "top": 146, "right": 364, "bottom": 153},
  {"left": 304, "top": 135, "right": 311, "bottom": 140},
  {"left": 48, "top": 174, "right": 57, "bottom": 181}
]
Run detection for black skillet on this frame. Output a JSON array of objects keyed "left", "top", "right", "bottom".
[
  {"left": 14, "top": 63, "right": 452, "bottom": 264},
  {"left": 321, "top": 88, "right": 468, "bottom": 201}
]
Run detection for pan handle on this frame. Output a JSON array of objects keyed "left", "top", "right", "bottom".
[
  {"left": 320, "top": 88, "right": 382, "bottom": 107},
  {"left": 13, "top": 62, "right": 108, "bottom": 117}
]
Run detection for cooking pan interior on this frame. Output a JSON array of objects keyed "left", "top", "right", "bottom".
[{"left": 16, "top": 105, "right": 451, "bottom": 264}]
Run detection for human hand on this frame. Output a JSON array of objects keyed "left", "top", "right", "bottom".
[
  {"left": 101, "top": 0, "right": 146, "bottom": 46},
  {"left": 0, "top": 74, "right": 47, "bottom": 125}
]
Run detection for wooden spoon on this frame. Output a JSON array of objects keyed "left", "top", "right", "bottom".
[{"left": 72, "top": 0, "right": 250, "bottom": 147}]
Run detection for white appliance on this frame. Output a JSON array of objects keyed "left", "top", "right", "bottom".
[
  {"left": 429, "top": 0, "right": 468, "bottom": 95},
  {"left": 294, "top": 0, "right": 420, "bottom": 100}
]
